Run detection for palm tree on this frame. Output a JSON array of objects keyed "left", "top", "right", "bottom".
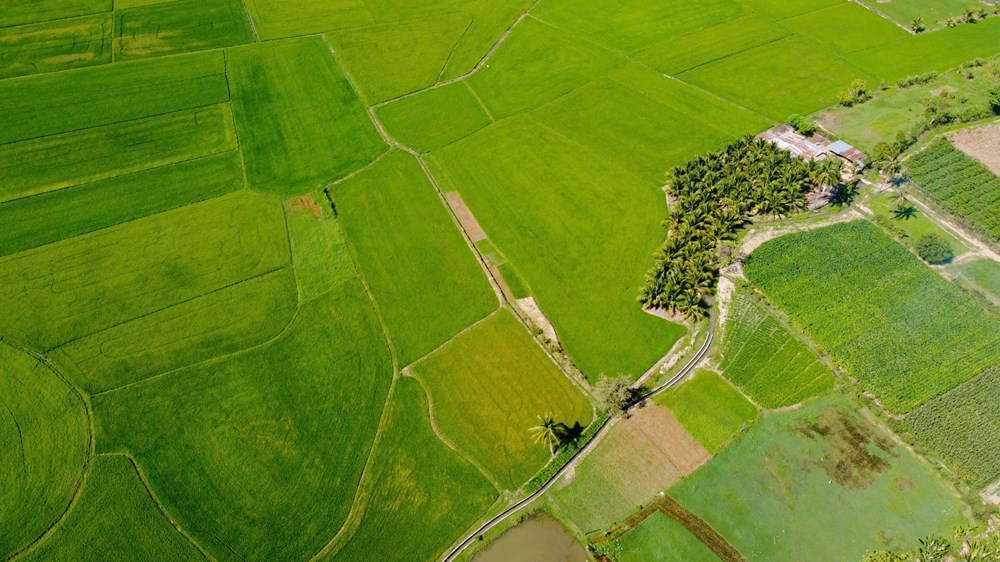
[
  {"left": 529, "top": 413, "right": 562, "bottom": 455},
  {"left": 911, "top": 17, "right": 925, "bottom": 32},
  {"left": 963, "top": 9, "right": 976, "bottom": 23}
]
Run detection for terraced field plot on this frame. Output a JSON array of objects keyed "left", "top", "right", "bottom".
[{"left": 745, "top": 220, "right": 1000, "bottom": 413}]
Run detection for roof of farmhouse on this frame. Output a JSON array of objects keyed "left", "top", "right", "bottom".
[{"left": 758, "top": 125, "right": 866, "bottom": 163}]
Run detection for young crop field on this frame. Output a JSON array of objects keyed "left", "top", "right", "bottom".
[
  {"left": 114, "top": 0, "right": 253, "bottom": 61},
  {"left": 745, "top": 220, "right": 1000, "bottom": 413},
  {"left": 656, "top": 370, "right": 760, "bottom": 453},
  {"left": 671, "top": 395, "right": 968, "bottom": 560},
  {"left": 719, "top": 289, "right": 836, "bottom": 408},
  {"left": 906, "top": 365, "right": 1000, "bottom": 486},
  {"left": 376, "top": 82, "right": 493, "bottom": 153},
  {"left": 613, "top": 511, "right": 721, "bottom": 562},
  {"left": 907, "top": 137, "right": 1000, "bottom": 241},
  {"left": 410, "top": 310, "right": 592, "bottom": 489},
  {"left": 333, "top": 150, "right": 497, "bottom": 365},
  {"left": 0, "top": 14, "right": 111, "bottom": 80}
]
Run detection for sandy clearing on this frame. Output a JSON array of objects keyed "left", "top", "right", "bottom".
[
  {"left": 949, "top": 121, "right": 1000, "bottom": 176},
  {"left": 444, "top": 191, "right": 487, "bottom": 242},
  {"left": 516, "top": 296, "right": 558, "bottom": 343}
]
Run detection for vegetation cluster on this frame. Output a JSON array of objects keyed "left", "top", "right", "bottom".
[
  {"left": 640, "top": 137, "right": 842, "bottom": 317},
  {"left": 907, "top": 138, "right": 1000, "bottom": 241}
]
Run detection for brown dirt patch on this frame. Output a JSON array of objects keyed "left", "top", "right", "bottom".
[
  {"left": 445, "top": 191, "right": 487, "bottom": 242},
  {"left": 894, "top": 476, "right": 915, "bottom": 492},
  {"left": 799, "top": 408, "right": 898, "bottom": 489},
  {"left": 291, "top": 195, "right": 323, "bottom": 217},
  {"left": 949, "top": 122, "right": 1000, "bottom": 175}
]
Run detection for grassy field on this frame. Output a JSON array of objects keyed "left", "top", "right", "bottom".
[
  {"left": 656, "top": 370, "right": 760, "bottom": 453},
  {"left": 719, "top": 289, "right": 836, "bottom": 408},
  {"left": 0, "top": 152, "right": 244, "bottom": 257},
  {"left": 285, "top": 192, "right": 357, "bottom": 303},
  {"left": 949, "top": 258, "right": 1000, "bottom": 301},
  {"left": 0, "top": 193, "right": 289, "bottom": 351},
  {"left": 327, "top": 377, "right": 498, "bottom": 562},
  {"left": 94, "top": 284, "right": 392, "bottom": 562},
  {"left": 672, "top": 395, "right": 968, "bottom": 560},
  {"left": 551, "top": 404, "right": 710, "bottom": 532},
  {"left": 615, "top": 511, "right": 720, "bottom": 562},
  {"left": 0, "top": 13, "right": 111, "bottom": 80},
  {"left": 907, "top": 137, "right": 1000, "bottom": 241},
  {"left": 428, "top": 117, "right": 685, "bottom": 380},
  {"left": 20, "top": 455, "right": 206, "bottom": 561},
  {"left": 0, "top": 0, "right": 111, "bottom": 28},
  {"left": 867, "top": 191, "right": 970, "bottom": 255},
  {"left": 333, "top": 150, "right": 496, "bottom": 365},
  {"left": 816, "top": 65, "right": 1000, "bottom": 152},
  {"left": 780, "top": 2, "right": 908, "bottom": 54},
  {"left": 376, "top": 82, "right": 493, "bottom": 153},
  {"left": 0, "top": 342, "right": 89, "bottom": 559},
  {"left": 114, "top": 0, "right": 253, "bottom": 60},
  {"left": 410, "top": 310, "right": 592, "bottom": 489},
  {"left": 857, "top": 0, "right": 987, "bottom": 27},
  {"left": 636, "top": 16, "right": 789, "bottom": 76},
  {"left": 907, "top": 365, "right": 1000, "bottom": 486},
  {"left": 745, "top": 220, "right": 1000, "bottom": 413},
  {"left": 227, "top": 37, "right": 385, "bottom": 195}
]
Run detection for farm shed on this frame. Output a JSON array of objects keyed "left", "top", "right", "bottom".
[
  {"left": 828, "top": 140, "right": 867, "bottom": 164},
  {"left": 757, "top": 125, "right": 828, "bottom": 160}
]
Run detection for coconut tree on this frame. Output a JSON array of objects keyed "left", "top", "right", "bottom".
[
  {"left": 529, "top": 413, "right": 563, "bottom": 455},
  {"left": 911, "top": 17, "right": 925, "bottom": 32}
]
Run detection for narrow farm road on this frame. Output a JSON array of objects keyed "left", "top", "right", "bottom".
[{"left": 440, "top": 329, "right": 715, "bottom": 562}]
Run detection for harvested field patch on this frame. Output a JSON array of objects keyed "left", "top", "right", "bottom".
[
  {"left": 285, "top": 192, "right": 357, "bottom": 303},
  {"left": 445, "top": 191, "right": 487, "bottom": 242},
  {"left": 552, "top": 404, "right": 710, "bottom": 532},
  {"left": 411, "top": 310, "right": 592, "bottom": 489},
  {"left": 949, "top": 122, "right": 1000, "bottom": 176},
  {"left": 799, "top": 407, "right": 897, "bottom": 488}
]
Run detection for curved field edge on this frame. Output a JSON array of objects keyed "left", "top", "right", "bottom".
[
  {"left": 91, "top": 283, "right": 393, "bottom": 562},
  {"left": 0, "top": 340, "right": 90, "bottom": 560}
]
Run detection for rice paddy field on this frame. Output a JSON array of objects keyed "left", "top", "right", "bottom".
[{"left": 4, "top": 0, "right": 1000, "bottom": 560}]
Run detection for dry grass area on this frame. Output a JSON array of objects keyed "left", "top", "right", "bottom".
[
  {"left": 949, "top": 122, "right": 1000, "bottom": 175},
  {"left": 551, "top": 404, "right": 710, "bottom": 532}
]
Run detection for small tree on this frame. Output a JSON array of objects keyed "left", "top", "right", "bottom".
[
  {"left": 788, "top": 114, "right": 816, "bottom": 135},
  {"left": 594, "top": 374, "right": 633, "bottom": 412},
  {"left": 911, "top": 17, "right": 925, "bottom": 33},
  {"left": 917, "top": 234, "right": 953, "bottom": 264},
  {"left": 989, "top": 87, "right": 1000, "bottom": 114},
  {"left": 529, "top": 413, "right": 566, "bottom": 455}
]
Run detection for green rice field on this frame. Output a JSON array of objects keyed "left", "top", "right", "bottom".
[{"left": 3, "top": 0, "right": 999, "bottom": 559}]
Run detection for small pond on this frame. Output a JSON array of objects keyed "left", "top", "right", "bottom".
[{"left": 474, "top": 513, "right": 589, "bottom": 562}]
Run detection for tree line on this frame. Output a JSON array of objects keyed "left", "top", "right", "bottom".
[{"left": 640, "top": 136, "right": 844, "bottom": 318}]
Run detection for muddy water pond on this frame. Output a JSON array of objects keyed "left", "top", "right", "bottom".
[{"left": 474, "top": 514, "right": 588, "bottom": 562}]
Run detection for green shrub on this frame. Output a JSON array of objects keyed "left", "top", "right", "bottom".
[
  {"left": 788, "top": 114, "right": 816, "bottom": 135},
  {"left": 917, "top": 233, "right": 953, "bottom": 264}
]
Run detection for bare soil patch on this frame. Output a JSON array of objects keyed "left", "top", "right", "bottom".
[
  {"left": 949, "top": 122, "right": 1000, "bottom": 176},
  {"left": 291, "top": 195, "right": 322, "bottom": 217},
  {"left": 445, "top": 191, "right": 487, "bottom": 242},
  {"left": 516, "top": 296, "right": 558, "bottom": 343}
]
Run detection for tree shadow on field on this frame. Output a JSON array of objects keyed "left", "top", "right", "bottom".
[{"left": 556, "top": 422, "right": 585, "bottom": 450}]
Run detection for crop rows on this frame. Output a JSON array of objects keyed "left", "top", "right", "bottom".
[
  {"left": 906, "top": 365, "right": 1000, "bottom": 487},
  {"left": 745, "top": 220, "right": 1000, "bottom": 413},
  {"left": 720, "top": 289, "right": 835, "bottom": 408},
  {"left": 907, "top": 138, "right": 1000, "bottom": 241}
]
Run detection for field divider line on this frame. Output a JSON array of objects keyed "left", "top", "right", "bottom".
[
  {"left": 658, "top": 71, "right": 775, "bottom": 126},
  {"left": 98, "top": 452, "right": 218, "bottom": 561},
  {"left": 405, "top": 372, "right": 505, "bottom": 493},
  {"left": 237, "top": 0, "right": 259, "bottom": 42},
  {"left": 441, "top": 329, "right": 714, "bottom": 562},
  {"left": 0, "top": 335, "right": 95, "bottom": 561},
  {"left": 848, "top": 0, "right": 915, "bottom": 35},
  {"left": 222, "top": 51, "right": 253, "bottom": 191},
  {"left": 370, "top": 0, "right": 542, "bottom": 110},
  {"left": 401, "top": 309, "right": 503, "bottom": 372},
  {"left": 436, "top": 17, "right": 475, "bottom": 83},
  {"left": 663, "top": 33, "right": 793, "bottom": 76}
]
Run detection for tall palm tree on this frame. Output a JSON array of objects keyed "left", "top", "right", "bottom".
[{"left": 529, "top": 413, "right": 562, "bottom": 455}]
